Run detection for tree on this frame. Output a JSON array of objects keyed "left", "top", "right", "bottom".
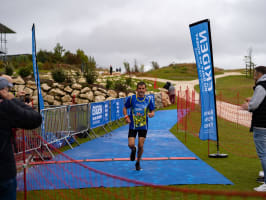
[
  {"left": 140, "top": 64, "right": 145, "bottom": 73},
  {"left": 53, "top": 43, "right": 65, "bottom": 63},
  {"left": 123, "top": 61, "right": 130, "bottom": 74},
  {"left": 134, "top": 59, "right": 139, "bottom": 73},
  {"left": 76, "top": 49, "right": 89, "bottom": 64},
  {"left": 84, "top": 56, "right": 97, "bottom": 84},
  {"left": 151, "top": 61, "right": 160, "bottom": 70},
  {"left": 244, "top": 47, "right": 255, "bottom": 78}
]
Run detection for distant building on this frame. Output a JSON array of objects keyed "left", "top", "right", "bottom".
[{"left": 0, "top": 23, "right": 15, "bottom": 61}]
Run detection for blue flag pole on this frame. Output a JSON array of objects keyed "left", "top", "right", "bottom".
[
  {"left": 32, "top": 24, "right": 44, "bottom": 112},
  {"left": 189, "top": 19, "right": 227, "bottom": 158}
]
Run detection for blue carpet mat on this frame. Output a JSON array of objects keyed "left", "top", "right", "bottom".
[{"left": 20, "top": 110, "right": 232, "bottom": 190}]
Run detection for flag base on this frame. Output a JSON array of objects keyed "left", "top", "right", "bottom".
[{"left": 208, "top": 153, "right": 228, "bottom": 158}]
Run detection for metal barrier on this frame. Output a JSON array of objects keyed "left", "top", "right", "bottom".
[
  {"left": 41, "top": 106, "right": 73, "bottom": 157},
  {"left": 68, "top": 103, "right": 90, "bottom": 139}
]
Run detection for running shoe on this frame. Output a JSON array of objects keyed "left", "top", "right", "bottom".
[
  {"left": 135, "top": 161, "right": 142, "bottom": 171},
  {"left": 130, "top": 146, "right": 136, "bottom": 161},
  {"left": 256, "top": 177, "right": 264, "bottom": 183},
  {"left": 254, "top": 183, "right": 266, "bottom": 192}
]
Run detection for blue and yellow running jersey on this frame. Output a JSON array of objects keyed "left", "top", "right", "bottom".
[{"left": 124, "top": 95, "right": 155, "bottom": 130}]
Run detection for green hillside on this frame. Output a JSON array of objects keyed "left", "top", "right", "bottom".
[{"left": 140, "top": 63, "right": 224, "bottom": 81}]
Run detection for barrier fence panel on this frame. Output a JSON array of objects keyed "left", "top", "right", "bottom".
[
  {"left": 41, "top": 106, "right": 71, "bottom": 154},
  {"left": 68, "top": 103, "right": 89, "bottom": 138}
]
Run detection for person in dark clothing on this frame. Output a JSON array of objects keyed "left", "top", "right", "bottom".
[
  {"left": 241, "top": 66, "right": 266, "bottom": 192},
  {"left": 0, "top": 77, "right": 42, "bottom": 200},
  {"left": 110, "top": 65, "right": 113, "bottom": 75}
]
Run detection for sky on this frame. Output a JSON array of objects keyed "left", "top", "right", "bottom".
[{"left": 1, "top": 0, "right": 265, "bottom": 71}]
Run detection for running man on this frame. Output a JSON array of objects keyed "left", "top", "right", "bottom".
[{"left": 123, "top": 81, "right": 155, "bottom": 170}]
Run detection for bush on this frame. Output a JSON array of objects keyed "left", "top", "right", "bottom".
[
  {"left": 52, "top": 68, "right": 66, "bottom": 83},
  {"left": 106, "top": 79, "right": 113, "bottom": 89},
  {"left": 114, "top": 80, "right": 127, "bottom": 92},
  {"left": 18, "top": 66, "right": 32, "bottom": 78},
  {"left": 125, "top": 77, "right": 132, "bottom": 87},
  {"left": 5, "top": 64, "right": 14, "bottom": 76},
  {"left": 85, "top": 70, "right": 97, "bottom": 84}
]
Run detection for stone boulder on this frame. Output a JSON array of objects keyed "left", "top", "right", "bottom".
[
  {"left": 62, "top": 95, "right": 72, "bottom": 102},
  {"left": 161, "top": 92, "right": 171, "bottom": 107},
  {"left": 80, "top": 92, "right": 94, "bottom": 101},
  {"left": 71, "top": 90, "right": 80, "bottom": 97},
  {"left": 72, "top": 83, "right": 82, "bottom": 90},
  {"left": 81, "top": 87, "right": 91, "bottom": 93},
  {"left": 94, "top": 91, "right": 103, "bottom": 96},
  {"left": 98, "top": 88, "right": 107, "bottom": 94},
  {"left": 64, "top": 86, "right": 73, "bottom": 93},
  {"left": 41, "top": 83, "right": 51, "bottom": 91},
  {"left": 118, "top": 92, "right": 126, "bottom": 98},
  {"left": 13, "top": 76, "right": 25, "bottom": 85},
  {"left": 43, "top": 95, "right": 55, "bottom": 104},
  {"left": 94, "top": 95, "right": 105, "bottom": 102},
  {"left": 49, "top": 88, "right": 66, "bottom": 96},
  {"left": 107, "top": 90, "right": 117, "bottom": 98}
]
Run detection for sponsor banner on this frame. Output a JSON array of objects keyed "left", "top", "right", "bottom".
[
  {"left": 111, "top": 99, "right": 122, "bottom": 121},
  {"left": 90, "top": 102, "right": 106, "bottom": 129},
  {"left": 189, "top": 19, "right": 217, "bottom": 141}
]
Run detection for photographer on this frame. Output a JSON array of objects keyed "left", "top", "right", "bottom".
[{"left": 0, "top": 77, "right": 42, "bottom": 200}]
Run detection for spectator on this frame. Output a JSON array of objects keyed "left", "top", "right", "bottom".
[
  {"left": 110, "top": 65, "right": 113, "bottom": 75},
  {"left": 241, "top": 66, "right": 266, "bottom": 192},
  {"left": 0, "top": 76, "right": 42, "bottom": 200},
  {"left": 168, "top": 84, "right": 176, "bottom": 104}
]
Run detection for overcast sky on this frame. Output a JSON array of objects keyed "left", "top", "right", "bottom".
[{"left": 1, "top": 0, "right": 265, "bottom": 70}]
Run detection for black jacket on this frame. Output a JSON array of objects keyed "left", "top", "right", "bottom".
[
  {"left": 0, "top": 98, "right": 42, "bottom": 181},
  {"left": 251, "top": 81, "right": 266, "bottom": 130}
]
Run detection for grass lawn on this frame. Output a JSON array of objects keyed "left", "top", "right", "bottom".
[
  {"left": 195, "top": 75, "right": 254, "bottom": 105},
  {"left": 161, "top": 103, "right": 260, "bottom": 192},
  {"left": 141, "top": 63, "right": 224, "bottom": 81}
]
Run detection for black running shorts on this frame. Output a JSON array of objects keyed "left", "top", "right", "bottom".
[{"left": 128, "top": 129, "right": 148, "bottom": 138}]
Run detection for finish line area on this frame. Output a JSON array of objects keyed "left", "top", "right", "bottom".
[
  {"left": 19, "top": 110, "right": 232, "bottom": 190},
  {"left": 30, "top": 156, "right": 197, "bottom": 165}
]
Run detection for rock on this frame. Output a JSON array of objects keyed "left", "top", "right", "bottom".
[
  {"left": 26, "top": 81, "right": 37, "bottom": 90},
  {"left": 80, "top": 92, "right": 94, "bottom": 101},
  {"left": 81, "top": 87, "right": 91, "bottom": 93},
  {"left": 24, "top": 87, "right": 33, "bottom": 96},
  {"left": 94, "top": 91, "right": 103, "bottom": 96},
  {"left": 58, "top": 84, "right": 64, "bottom": 90},
  {"left": 41, "top": 83, "right": 51, "bottom": 91},
  {"left": 118, "top": 92, "right": 126, "bottom": 98},
  {"left": 106, "top": 97, "right": 115, "bottom": 101},
  {"left": 14, "top": 84, "right": 25, "bottom": 92},
  {"left": 13, "top": 76, "right": 25, "bottom": 85},
  {"left": 49, "top": 88, "right": 66, "bottom": 96},
  {"left": 92, "top": 87, "right": 97, "bottom": 91},
  {"left": 161, "top": 92, "right": 171, "bottom": 107},
  {"left": 43, "top": 95, "right": 54, "bottom": 104},
  {"left": 78, "top": 77, "right": 86, "bottom": 84},
  {"left": 55, "top": 96, "right": 61, "bottom": 101},
  {"left": 53, "top": 100, "right": 61, "bottom": 106},
  {"left": 76, "top": 98, "right": 89, "bottom": 104},
  {"left": 98, "top": 88, "right": 107, "bottom": 94},
  {"left": 107, "top": 90, "right": 117, "bottom": 98},
  {"left": 61, "top": 95, "right": 72, "bottom": 102},
  {"left": 52, "top": 83, "right": 59, "bottom": 87},
  {"left": 71, "top": 90, "right": 80, "bottom": 97},
  {"left": 64, "top": 86, "right": 73, "bottom": 93},
  {"left": 127, "top": 92, "right": 135, "bottom": 96},
  {"left": 71, "top": 83, "right": 82, "bottom": 90},
  {"left": 94, "top": 95, "right": 105, "bottom": 102}
]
